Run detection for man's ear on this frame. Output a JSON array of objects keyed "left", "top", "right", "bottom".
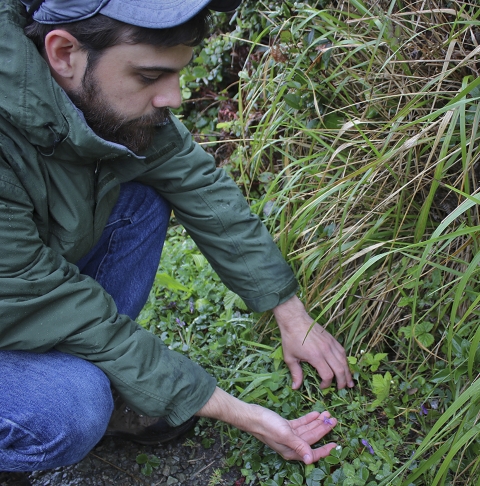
[{"left": 44, "top": 30, "right": 88, "bottom": 90}]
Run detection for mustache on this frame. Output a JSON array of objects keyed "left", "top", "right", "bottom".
[{"left": 124, "top": 108, "right": 170, "bottom": 128}]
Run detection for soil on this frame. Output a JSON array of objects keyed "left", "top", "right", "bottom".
[{"left": 0, "top": 424, "right": 245, "bottom": 486}]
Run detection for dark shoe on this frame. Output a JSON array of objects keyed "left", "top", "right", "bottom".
[{"left": 105, "top": 391, "right": 198, "bottom": 445}]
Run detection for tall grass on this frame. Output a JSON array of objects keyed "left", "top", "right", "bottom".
[{"left": 224, "top": 0, "right": 480, "bottom": 483}]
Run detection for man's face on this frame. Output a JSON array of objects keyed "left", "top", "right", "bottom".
[{"left": 66, "top": 43, "right": 193, "bottom": 153}]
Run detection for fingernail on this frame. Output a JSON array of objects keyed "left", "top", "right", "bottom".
[
  {"left": 348, "top": 381, "right": 354, "bottom": 387},
  {"left": 303, "top": 454, "right": 312, "bottom": 463},
  {"left": 292, "top": 382, "right": 296, "bottom": 389}
]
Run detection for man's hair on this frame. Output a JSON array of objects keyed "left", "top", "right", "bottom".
[{"left": 25, "top": 10, "right": 211, "bottom": 65}]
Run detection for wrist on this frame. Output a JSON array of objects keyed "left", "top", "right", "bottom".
[
  {"left": 196, "top": 387, "right": 258, "bottom": 432},
  {"left": 273, "top": 295, "right": 312, "bottom": 330}
]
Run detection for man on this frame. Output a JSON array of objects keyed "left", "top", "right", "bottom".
[{"left": 0, "top": 0, "right": 353, "bottom": 472}]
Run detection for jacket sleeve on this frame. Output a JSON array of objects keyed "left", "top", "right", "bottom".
[
  {"left": 0, "top": 161, "right": 216, "bottom": 426},
  {"left": 134, "top": 117, "right": 299, "bottom": 312}
]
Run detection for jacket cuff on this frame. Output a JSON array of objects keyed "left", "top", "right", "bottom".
[{"left": 242, "top": 277, "right": 299, "bottom": 313}]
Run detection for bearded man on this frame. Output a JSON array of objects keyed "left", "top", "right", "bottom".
[{"left": 0, "top": 0, "right": 353, "bottom": 472}]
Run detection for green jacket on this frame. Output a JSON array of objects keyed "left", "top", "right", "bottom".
[{"left": 0, "top": 0, "right": 298, "bottom": 425}]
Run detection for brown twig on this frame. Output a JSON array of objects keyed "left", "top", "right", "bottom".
[{"left": 89, "top": 452, "right": 145, "bottom": 484}]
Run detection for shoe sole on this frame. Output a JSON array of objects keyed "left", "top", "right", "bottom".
[{"left": 104, "top": 416, "right": 199, "bottom": 445}]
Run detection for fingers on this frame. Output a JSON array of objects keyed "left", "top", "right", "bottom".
[
  {"left": 291, "top": 412, "right": 337, "bottom": 445},
  {"left": 285, "top": 358, "right": 303, "bottom": 390},
  {"left": 283, "top": 322, "right": 354, "bottom": 390},
  {"left": 314, "top": 353, "right": 346, "bottom": 389},
  {"left": 307, "top": 330, "right": 354, "bottom": 390},
  {"left": 283, "top": 412, "right": 338, "bottom": 464}
]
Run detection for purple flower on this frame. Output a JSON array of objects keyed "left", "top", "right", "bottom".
[
  {"left": 324, "top": 417, "right": 334, "bottom": 426},
  {"left": 420, "top": 403, "right": 428, "bottom": 416},
  {"left": 189, "top": 299, "right": 195, "bottom": 313},
  {"left": 361, "top": 439, "right": 375, "bottom": 455},
  {"left": 175, "top": 317, "right": 185, "bottom": 327}
]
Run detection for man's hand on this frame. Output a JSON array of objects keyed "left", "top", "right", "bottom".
[
  {"left": 273, "top": 295, "right": 354, "bottom": 390},
  {"left": 196, "top": 387, "right": 338, "bottom": 464}
]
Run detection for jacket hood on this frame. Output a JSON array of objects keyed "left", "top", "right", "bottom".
[{"left": 0, "top": 0, "right": 139, "bottom": 163}]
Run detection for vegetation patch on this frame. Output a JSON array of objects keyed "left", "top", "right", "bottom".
[{"left": 143, "top": 1, "right": 480, "bottom": 484}]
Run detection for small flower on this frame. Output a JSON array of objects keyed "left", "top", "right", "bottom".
[
  {"left": 420, "top": 403, "right": 428, "bottom": 416},
  {"left": 361, "top": 439, "right": 375, "bottom": 455},
  {"left": 175, "top": 317, "right": 185, "bottom": 327},
  {"left": 324, "top": 417, "right": 335, "bottom": 426},
  {"left": 189, "top": 299, "right": 195, "bottom": 313}
]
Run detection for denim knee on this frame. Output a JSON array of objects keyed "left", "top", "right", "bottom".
[{"left": 0, "top": 351, "right": 114, "bottom": 472}]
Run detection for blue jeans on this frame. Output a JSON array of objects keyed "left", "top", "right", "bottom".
[{"left": 0, "top": 183, "right": 170, "bottom": 471}]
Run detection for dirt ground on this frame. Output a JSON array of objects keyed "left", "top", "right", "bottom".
[{"left": 0, "top": 424, "right": 246, "bottom": 486}]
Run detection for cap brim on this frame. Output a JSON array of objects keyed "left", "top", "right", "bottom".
[{"left": 208, "top": 0, "right": 242, "bottom": 12}]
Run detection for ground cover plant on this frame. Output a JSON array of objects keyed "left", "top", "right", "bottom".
[{"left": 140, "top": 0, "right": 480, "bottom": 484}]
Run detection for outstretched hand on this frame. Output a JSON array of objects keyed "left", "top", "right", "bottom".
[
  {"left": 249, "top": 408, "right": 338, "bottom": 463},
  {"left": 197, "top": 387, "right": 338, "bottom": 464},
  {"left": 273, "top": 296, "right": 354, "bottom": 390}
]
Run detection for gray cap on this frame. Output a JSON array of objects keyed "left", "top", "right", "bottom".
[{"left": 21, "top": 0, "right": 242, "bottom": 27}]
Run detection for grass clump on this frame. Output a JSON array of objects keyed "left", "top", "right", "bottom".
[{"left": 141, "top": 1, "right": 480, "bottom": 484}]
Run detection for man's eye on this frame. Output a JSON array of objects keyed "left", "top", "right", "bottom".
[{"left": 139, "top": 74, "right": 162, "bottom": 84}]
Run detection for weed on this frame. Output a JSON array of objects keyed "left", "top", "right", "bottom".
[
  {"left": 136, "top": 453, "right": 161, "bottom": 477},
  {"left": 139, "top": 0, "right": 480, "bottom": 484}
]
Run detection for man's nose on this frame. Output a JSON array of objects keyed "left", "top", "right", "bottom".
[{"left": 152, "top": 74, "right": 182, "bottom": 110}]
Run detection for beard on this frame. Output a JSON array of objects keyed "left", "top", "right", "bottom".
[{"left": 66, "top": 64, "right": 170, "bottom": 154}]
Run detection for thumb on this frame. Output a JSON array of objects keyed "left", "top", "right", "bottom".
[
  {"left": 287, "top": 360, "right": 303, "bottom": 390},
  {"left": 294, "top": 440, "right": 315, "bottom": 464},
  {"left": 311, "top": 442, "right": 338, "bottom": 462}
]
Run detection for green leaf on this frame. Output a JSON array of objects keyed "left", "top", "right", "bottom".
[
  {"left": 148, "top": 456, "right": 161, "bottom": 468},
  {"left": 416, "top": 322, "right": 433, "bottom": 334},
  {"left": 290, "top": 472, "right": 304, "bottom": 485},
  {"left": 343, "top": 463, "right": 356, "bottom": 477},
  {"left": 192, "top": 66, "right": 209, "bottom": 78},
  {"left": 397, "top": 296, "right": 413, "bottom": 307},
  {"left": 192, "top": 253, "right": 207, "bottom": 269},
  {"left": 364, "top": 353, "right": 388, "bottom": 371},
  {"left": 141, "top": 463, "right": 153, "bottom": 476},
  {"left": 136, "top": 454, "right": 148, "bottom": 465},
  {"left": 324, "top": 455, "right": 340, "bottom": 465},
  {"left": 155, "top": 273, "right": 190, "bottom": 293},
  {"left": 223, "top": 290, "right": 248, "bottom": 311},
  {"left": 370, "top": 372, "right": 392, "bottom": 409},
  {"left": 322, "top": 113, "right": 344, "bottom": 129},
  {"left": 417, "top": 332, "right": 434, "bottom": 348},
  {"left": 195, "top": 298, "right": 211, "bottom": 312},
  {"left": 284, "top": 93, "right": 302, "bottom": 110},
  {"left": 399, "top": 326, "right": 413, "bottom": 338}
]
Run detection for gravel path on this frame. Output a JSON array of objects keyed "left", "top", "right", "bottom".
[{"left": 1, "top": 423, "right": 244, "bottom": 486}]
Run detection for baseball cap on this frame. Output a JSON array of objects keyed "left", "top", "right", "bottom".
[{"left": 21, "top": 0, "right": 242, "bottom": 28}]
